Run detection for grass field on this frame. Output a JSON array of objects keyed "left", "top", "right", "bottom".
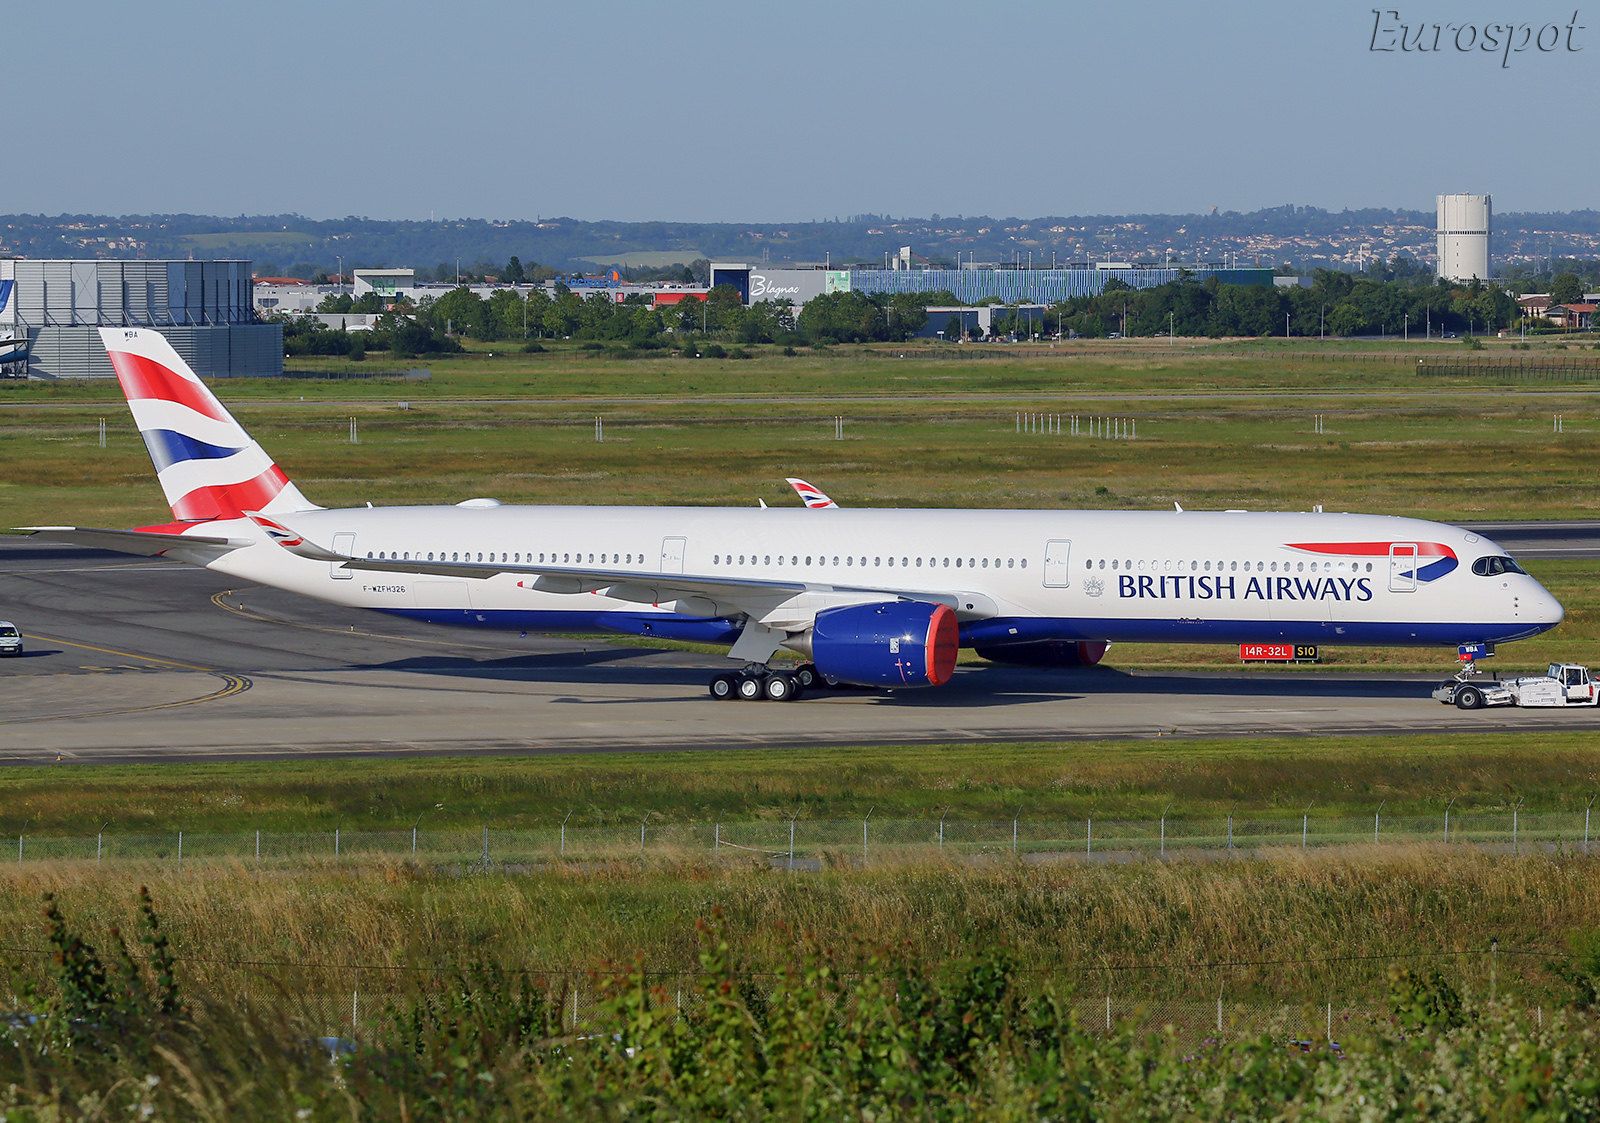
[{"left": 2, "top": 733, "right": 1597, "bottom": 836}]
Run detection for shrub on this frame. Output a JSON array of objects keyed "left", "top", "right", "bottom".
[{"left": 521, "top": 341, "right": 546, "bottom": 353}]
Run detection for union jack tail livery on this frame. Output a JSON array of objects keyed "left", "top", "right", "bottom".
[
  {"left": 786, "top": 477, "right": 838, "bottom": 509},
  {"left": 100, "top": 328, "right": 318, "bottom": 522}
]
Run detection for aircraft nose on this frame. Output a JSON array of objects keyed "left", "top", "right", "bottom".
[{"left": 1531, "top": 582, "right": 1565, "bottom": 627}]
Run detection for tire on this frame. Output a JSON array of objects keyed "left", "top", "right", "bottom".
[
  {"left": 708, "top": 674, "right": 737, "bottom": 701},
  {"left": 794, "top": 663, "right": 819, "bottom": 690},
  {"left": 764, "top": 673, "right": 797, "bottom": 702},
  {"left": 1455, "top": 686, "right": 1485, "bottom": 711},
  {"left": 736, "top": 674, "right": 764, "bottom": 702}
]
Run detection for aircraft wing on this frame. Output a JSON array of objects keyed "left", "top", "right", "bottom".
[{"left": 16, "top": 525, "right": 253, "bottom": 558}]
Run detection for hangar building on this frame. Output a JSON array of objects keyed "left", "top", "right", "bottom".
[{"left": 0, "top": 258, "right": 282, "bottom": 379}]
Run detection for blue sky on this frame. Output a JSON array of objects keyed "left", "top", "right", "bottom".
[{"left": 13, "top": 1, "right": 1593, "bottom": 220}]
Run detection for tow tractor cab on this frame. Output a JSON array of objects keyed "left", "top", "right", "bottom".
[{"left": 0, "top": 621, "right": 20, "bottom": 657}]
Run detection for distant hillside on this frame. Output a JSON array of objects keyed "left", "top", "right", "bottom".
[{"left": 4, "top": 207, "right": 1599, "bottom": 275}]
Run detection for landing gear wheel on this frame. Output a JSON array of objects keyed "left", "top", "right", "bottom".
[
  {"left": 709, "top": 673, "right": 737, "bottom": 701},
  {"left": 736, "top": 674, "right": 764, "bottom": 701},
  {"left": 764, "top": 673, "right": 799, "bottom": 702},
  {"left": 794, "top": 663, "right": 819, "bottom": 690},
  {"left": 1455, "top": 685, "right": 1485, "bottom": 711}
]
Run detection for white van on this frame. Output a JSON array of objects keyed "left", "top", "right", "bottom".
[{"left": 0, "top": 621, "right": 22, "bottom": 657}]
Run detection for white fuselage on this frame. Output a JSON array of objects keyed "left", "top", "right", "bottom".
[{"left": 196, "top": 505, "right": 1563, "bottom": 651}]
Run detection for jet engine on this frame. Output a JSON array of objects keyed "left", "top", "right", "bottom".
[{"left": 802, "top": 601, "right": 959, "bottom": 688}]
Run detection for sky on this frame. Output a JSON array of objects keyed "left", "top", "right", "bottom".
[{"left": 12, "top": 0, "right": 1595, "bottom": 221}]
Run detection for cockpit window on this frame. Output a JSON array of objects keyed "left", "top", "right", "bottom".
[
  {"left": 1471, "top": 555, "right": 1525, "bottom": 577},
  {"left": 0, "top": 627, "right": 16, "bottom": 637}
]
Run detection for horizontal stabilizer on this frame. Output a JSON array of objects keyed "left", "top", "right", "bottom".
[{"left": 16, "top": 525, "right": 251, "bottom": 557}]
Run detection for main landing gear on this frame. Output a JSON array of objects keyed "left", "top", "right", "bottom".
[{"left": 708, "top": 663, "right": 821, "bottom": 702}]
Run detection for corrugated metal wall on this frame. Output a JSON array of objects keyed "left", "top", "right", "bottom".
[
  {"left": 11, "top": 259, "right": 254, "bottom": 328},
  {"left": 26, "top": 324, "right": 283, "bottom": 379}
]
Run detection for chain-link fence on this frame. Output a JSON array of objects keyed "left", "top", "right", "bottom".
[{"left": 8, "top": 807, "right": 1595, "bottom": 868}]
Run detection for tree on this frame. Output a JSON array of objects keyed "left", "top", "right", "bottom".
[
  {"left": 503, "top": 256, "right": 526, "bottom": 285},
  {"left": 1551, "top": 272, "right": 1583, "bottom": 305}
]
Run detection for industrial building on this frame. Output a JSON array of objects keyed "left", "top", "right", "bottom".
[
  {"left": 1436, "top": 193, "right": 1491, "bottom": 281},
  {"left": 1, "top": 259, "right": 281, "bottom": 379},
  {"left": 708, "top": 262, "right": 1273, "bottom": 307}
]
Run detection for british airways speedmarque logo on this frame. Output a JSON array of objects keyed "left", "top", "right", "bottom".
[{"left": 1288, "top": 541, "right": 1458, "bottom": 582}]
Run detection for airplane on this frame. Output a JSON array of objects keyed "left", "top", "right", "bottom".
[{"left": 19, "top": 327, "right": 1565, "bottom": 703}]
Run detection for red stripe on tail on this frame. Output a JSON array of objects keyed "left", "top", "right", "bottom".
[
  {"left": 170, "top": 465, "right": 290, "bottom": 521},
  {"left": 107, "top": 350, "right": 230, "bottom": 422}
]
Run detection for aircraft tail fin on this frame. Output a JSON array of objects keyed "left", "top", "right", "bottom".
[
  {"left": 99, "top": 328, "right": 319, "bottom": 522},
  {"left": 786, "top": 477, "right": 838, "bottom": 509}
]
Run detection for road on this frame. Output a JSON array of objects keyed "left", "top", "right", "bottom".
[{"left": 3, "top": 538, "right": 1597, "bottom": 765}]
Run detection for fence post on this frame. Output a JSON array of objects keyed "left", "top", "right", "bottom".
[
  {"left": 177, "top": 830, "right": 183, "bottom": 867},
  {"left": 788, "top": 819, "right": 795, "bottom": 870},
  {"left": 1227, "top": 815, "right": 1233, "bottom": 852},
  {"left": 938, "top": 815, "right": 945, "bottom": 851},
  {"left": 1444, "top": 799, "right": 1453, "bottom": 844},
  {"left": 1216, "top": 992, "right": 1223, "bottom": 1034},
  {"left": 352, "top": 990, "right": 359, "bottom": 1035},
  {"left": 1159, "top": 816, "right": 1165, "bottom": 859},
  {"left": 1013, "top": 817, "right": 1018, "bottom": 856},
  {"left": 640, "top": 820, "right": 646, "bottom": 853},
  {"left": 1513, "top": 805, "right": 1519, "bottom": 854},
  {"left": 411, "top": 825, "right": 417, "bottom": 856},
  {"left": 1086, "top": 817, "right": 1092, "bottom": 855},
  {"left": 1490, "top": 939, "right": 1498, "bottom": 1004},
  {"left": 1586, "top": 797, "right": 1594, "bottom": 854},
  {"left": 256, "top": 829, "right": 261, "bottom": 860},
  {"left": 1326, "top": 1002, "right": 1332, "bottom": 1044},
  {"left": 482, "top": 825, "right": 490, "bottom": 867},
  {"left": 97, "top": 831, "right": 103, "bottom": 863},
  {"left": 335, "top": 827, "right": 340, "bottom": 857},
  {"left": 714, "top": 822, "right": 720, "bottom": 852},
  {"left": 1105, "top": 994, "right": 1111, "bottom": 1032},
  {"left": 16, "top": 835, "right": 20, "bottom": 864}
]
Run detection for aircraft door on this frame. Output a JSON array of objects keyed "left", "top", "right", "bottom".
[
  {"left": 661, "top": 536, "right": 686, "bottom": 574},
  {"left": 1388, "top": 543, "right": 1419, "bottom": 593},
  {"left": 330, "top": 532, "right": 356, "bottom": 579},
  {"left": 1042, "top": 539, "right": 1073, "bottom": 588}
]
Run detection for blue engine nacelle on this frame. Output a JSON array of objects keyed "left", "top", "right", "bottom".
[
  {"left": 973, "top": 640, "right": 1110, "bottom": 667},
  {"left": 810, "top": 601, "right": 960, "bottom": 688}
]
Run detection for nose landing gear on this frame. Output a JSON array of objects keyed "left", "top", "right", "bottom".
[{"left": 708, "top": 663, "right": 819, "bottom": 702}]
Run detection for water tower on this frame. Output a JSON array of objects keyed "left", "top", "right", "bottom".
[{"left": 1436, "top": 194, "right": 1491, "bottom": 281}]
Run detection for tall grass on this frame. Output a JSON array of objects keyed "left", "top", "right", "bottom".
[
  {"left": 1, "top": 848, "right": 1595, "bottom": 1005},
  {"left": 3, "top": 867, "right": 1600, "bottom": 1120}
]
